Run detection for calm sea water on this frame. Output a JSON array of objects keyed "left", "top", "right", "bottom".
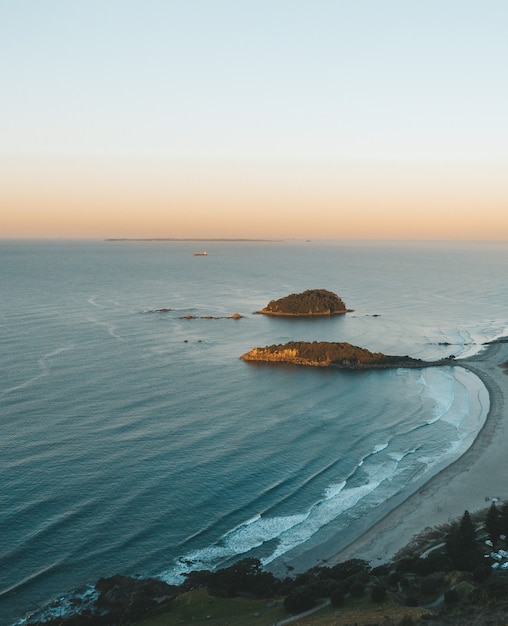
[{"left": 1, "top": 239, "right": 507, "bottom": 625}]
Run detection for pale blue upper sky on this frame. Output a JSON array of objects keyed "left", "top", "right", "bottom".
[{"left": 2, "top": 0, "right": 507, "bottom": 161}]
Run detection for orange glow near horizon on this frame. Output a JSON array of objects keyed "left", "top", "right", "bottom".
[{"left": 1, "top": 157, "right": 507, "bottom": 241}]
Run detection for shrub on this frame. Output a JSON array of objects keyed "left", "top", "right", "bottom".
[
  {"left": 204, "top": 557, "right": 278, "bottom": 598},
  {"left": 330, "top": 586, "right": 345, "bottom": 607},
  {"left": 349, "top": 580, "right": 365, "bottom": 598},
  {"left": 316, "top": 578, "right": 341, "bottom": 596},
  {"left": 473, "top": 565, "right": 491, "bottom": 582},
  {"left": 283, "top": 585, "right": 317, "bottom": 614},
  {"left": 371, "top": 584, "right": 387, "bottom": 603},
  {"left": 330, "top": 559, "right": 371, "bottom": 582},
  {"left": 444, "top": 588, "right": 459, "bottom": 605},
  {"left": 420, "top": 574, "right": 444, "bottom": 597}
]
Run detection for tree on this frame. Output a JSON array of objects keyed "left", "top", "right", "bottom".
[
  {"left": 499, "top": 501, "right": 508, "bottom": 538},
  {"left": 330, "top": 559, "right": 371, "bottom": 582},
  {"left": 485, "top": 501, "right": 502, "bottom": 546},
  {"left": 446, "top": 510, "right": 481, "bottom": 571},
  {"left": 199, "top": 558, "right": 278, "bottom": 598},
  {"left": 459, "top": 510, "right": 476, "bottom": 548},
  {"left": 283, "top": 585, "right": 317, "bottom": 613}
]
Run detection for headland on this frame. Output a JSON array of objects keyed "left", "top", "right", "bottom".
[{"left": 241, "top": 340, "right": 455, "bottom": 368}]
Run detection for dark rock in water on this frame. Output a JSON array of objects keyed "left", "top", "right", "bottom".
[
  {"left": 179, "top": 313, "right": 244, "bottom": 319},
  {"left": 29, "top": 575, "right": 177, "bottom": 626},
  {"left": 96, "top": 573, "right": 176, "bottom": 616}
]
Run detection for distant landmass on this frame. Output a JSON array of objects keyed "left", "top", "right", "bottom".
[
  {"left": 258, "top": 289, "right": 350, "bottom": 317},
  {"left": 241, "top": 341, "right": 454, "bottom": 368},
  {"left": 105, "top": 238, "right": 283, "bottom": 242}
]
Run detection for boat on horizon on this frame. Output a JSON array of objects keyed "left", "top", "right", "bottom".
[{"left": 193, "top": 252, "right": 208, "bottom": 256}]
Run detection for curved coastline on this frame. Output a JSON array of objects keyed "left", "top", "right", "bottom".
[{"left": 269, "top": 338, "right": 508, "bottom": 574}]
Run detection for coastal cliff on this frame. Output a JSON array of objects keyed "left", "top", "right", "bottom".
[
  {"left": 241, "top": 341, "right": 453, "bottom": 368},
  {"left": 258, "top": 289, "right": 349, "bottom": 316}
]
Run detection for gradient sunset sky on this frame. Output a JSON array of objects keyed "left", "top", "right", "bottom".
[{"left": 2, "top": 1, "right": 507, "bottom": 240}]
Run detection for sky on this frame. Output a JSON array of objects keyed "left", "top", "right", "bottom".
[{"left": 1, "top": 0, "right": 507, "bottom": 240}]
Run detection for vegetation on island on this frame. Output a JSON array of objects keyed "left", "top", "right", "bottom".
[
  {"left": 29, "top": 503, "right": 508, "bottom": 626},
  {"left": 258, "top": 288, "right": 349, "bottom": 316},
  {"left": 240, "top": 341, "right": 449, "bottom": 369}
]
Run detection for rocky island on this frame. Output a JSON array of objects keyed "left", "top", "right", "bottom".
[
  {"left": 257, "top": 288, "right": 350, "bottom": 316},
  {"left": 241, "top": 341, "right": 454, "bottom": 368}
]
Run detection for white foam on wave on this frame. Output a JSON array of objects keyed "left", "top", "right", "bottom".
[
  {"left": 222, "top": 513, "right": 262, "bottom": 537},
  {"left": 88, "top": 295, "right": 103, "bottom": 308},
  {"left": 422, "top": 367, "right": 488, "bottom": 435},
  {"left": 323, "top": 480, "right": 347, "bottom": 499},
  {"left": 430, "top": 321, "right": 508, "bottom": 359},
  {"left": 14, "top": 586, "right": 97, "bottom": 625},
  {"left": 459, "top": 322, "right": 508, "bottom": 358},
  {"left": 446, "top": 368, "right": 489, "bottom": 437},
  {"left": 388, "top": 447, "right": 418, "bottom": 463},
  {"left": 261, "top": 461, "right": 399, "bottom": 565},
  {"left": 86, "top": 316, "right": 125, "bottom": 341},
  {"left": 418, "top": 368, "right": 456, "bottom": 425},
  {"left": 161, "top": 366, "right": 490, "bottom": 586},
  {"left": 418, "top": 320, "right": 508, "bottom": 361},
  {"left": 0, "top": 345, "right": 74, "bottom": 397},
  {"left": 357, "top": 442, "right": 390, "bottom": 469},
  {"left": 160, "top": 512, "right": 309, "bottom": 585},
  {"left": 417, "top": 367, "right": 489, "bottom": 475},
  {"left": 160, "top": 460, "right": 400, "bottom": 584}
]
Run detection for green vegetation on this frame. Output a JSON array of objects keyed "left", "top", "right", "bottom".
[
  {"left": 133, "top": 507, "right": 508, "bottom": 626},
  {"left": 241, "top": 340, "right": 432, "bottom": 368},
  {"left": 259, "top": 288, "right": 348, "bottom": 316},
  {"left": 32, "top": 505, "right": 508, "bottom": 625},
  {"left": 485, "top": 500, "right": 508, "bottom": 547},
  {"left": 135, "top": 587, "right": 287, "bottom": 626}
]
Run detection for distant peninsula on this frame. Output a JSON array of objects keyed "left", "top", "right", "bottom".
[
  {"left": 257, "top": 289, "right": 351, "bottom": 317},
  {"left": 241, "top": 341, "right": 454, "bottom": 369},
  {"left": 105, "top": 238, "right": 282, "bottom": 242}
]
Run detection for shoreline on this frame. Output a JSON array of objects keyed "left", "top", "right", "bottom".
[{"left": 270, "top": 338, "right": 508, "bottom": 574}]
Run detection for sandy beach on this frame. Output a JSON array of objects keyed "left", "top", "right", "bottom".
[{"left": 316, "top": 338, "right": 508, "bottom": 566}]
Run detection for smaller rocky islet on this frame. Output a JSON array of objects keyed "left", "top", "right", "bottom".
[{"left": 257, "top": 288, "right": 351, "bottom": 316}]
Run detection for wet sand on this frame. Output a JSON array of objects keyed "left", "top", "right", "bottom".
[{"left": 322, "top": 338, "right": 508, "bottom": 566}]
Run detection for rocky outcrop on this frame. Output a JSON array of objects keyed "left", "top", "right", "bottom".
[
  {"left": 145, "top": 309, "right": 243, "bottom": 318},
  {"left": 241, "top": 341, "right": 454, "bottom": 369},
  {"left": 258, "top": 289, "right": 350, "bottom": 317},
  {"left": 28, "top": 575, "right": 178, "bottom": 625},
  {"left": 180, "top": 313, "right": 243, "bottom": 319}
]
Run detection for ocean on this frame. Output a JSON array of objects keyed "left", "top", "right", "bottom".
[{"left": 1, "top": 239, "right": 507, "bottom": 625}]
